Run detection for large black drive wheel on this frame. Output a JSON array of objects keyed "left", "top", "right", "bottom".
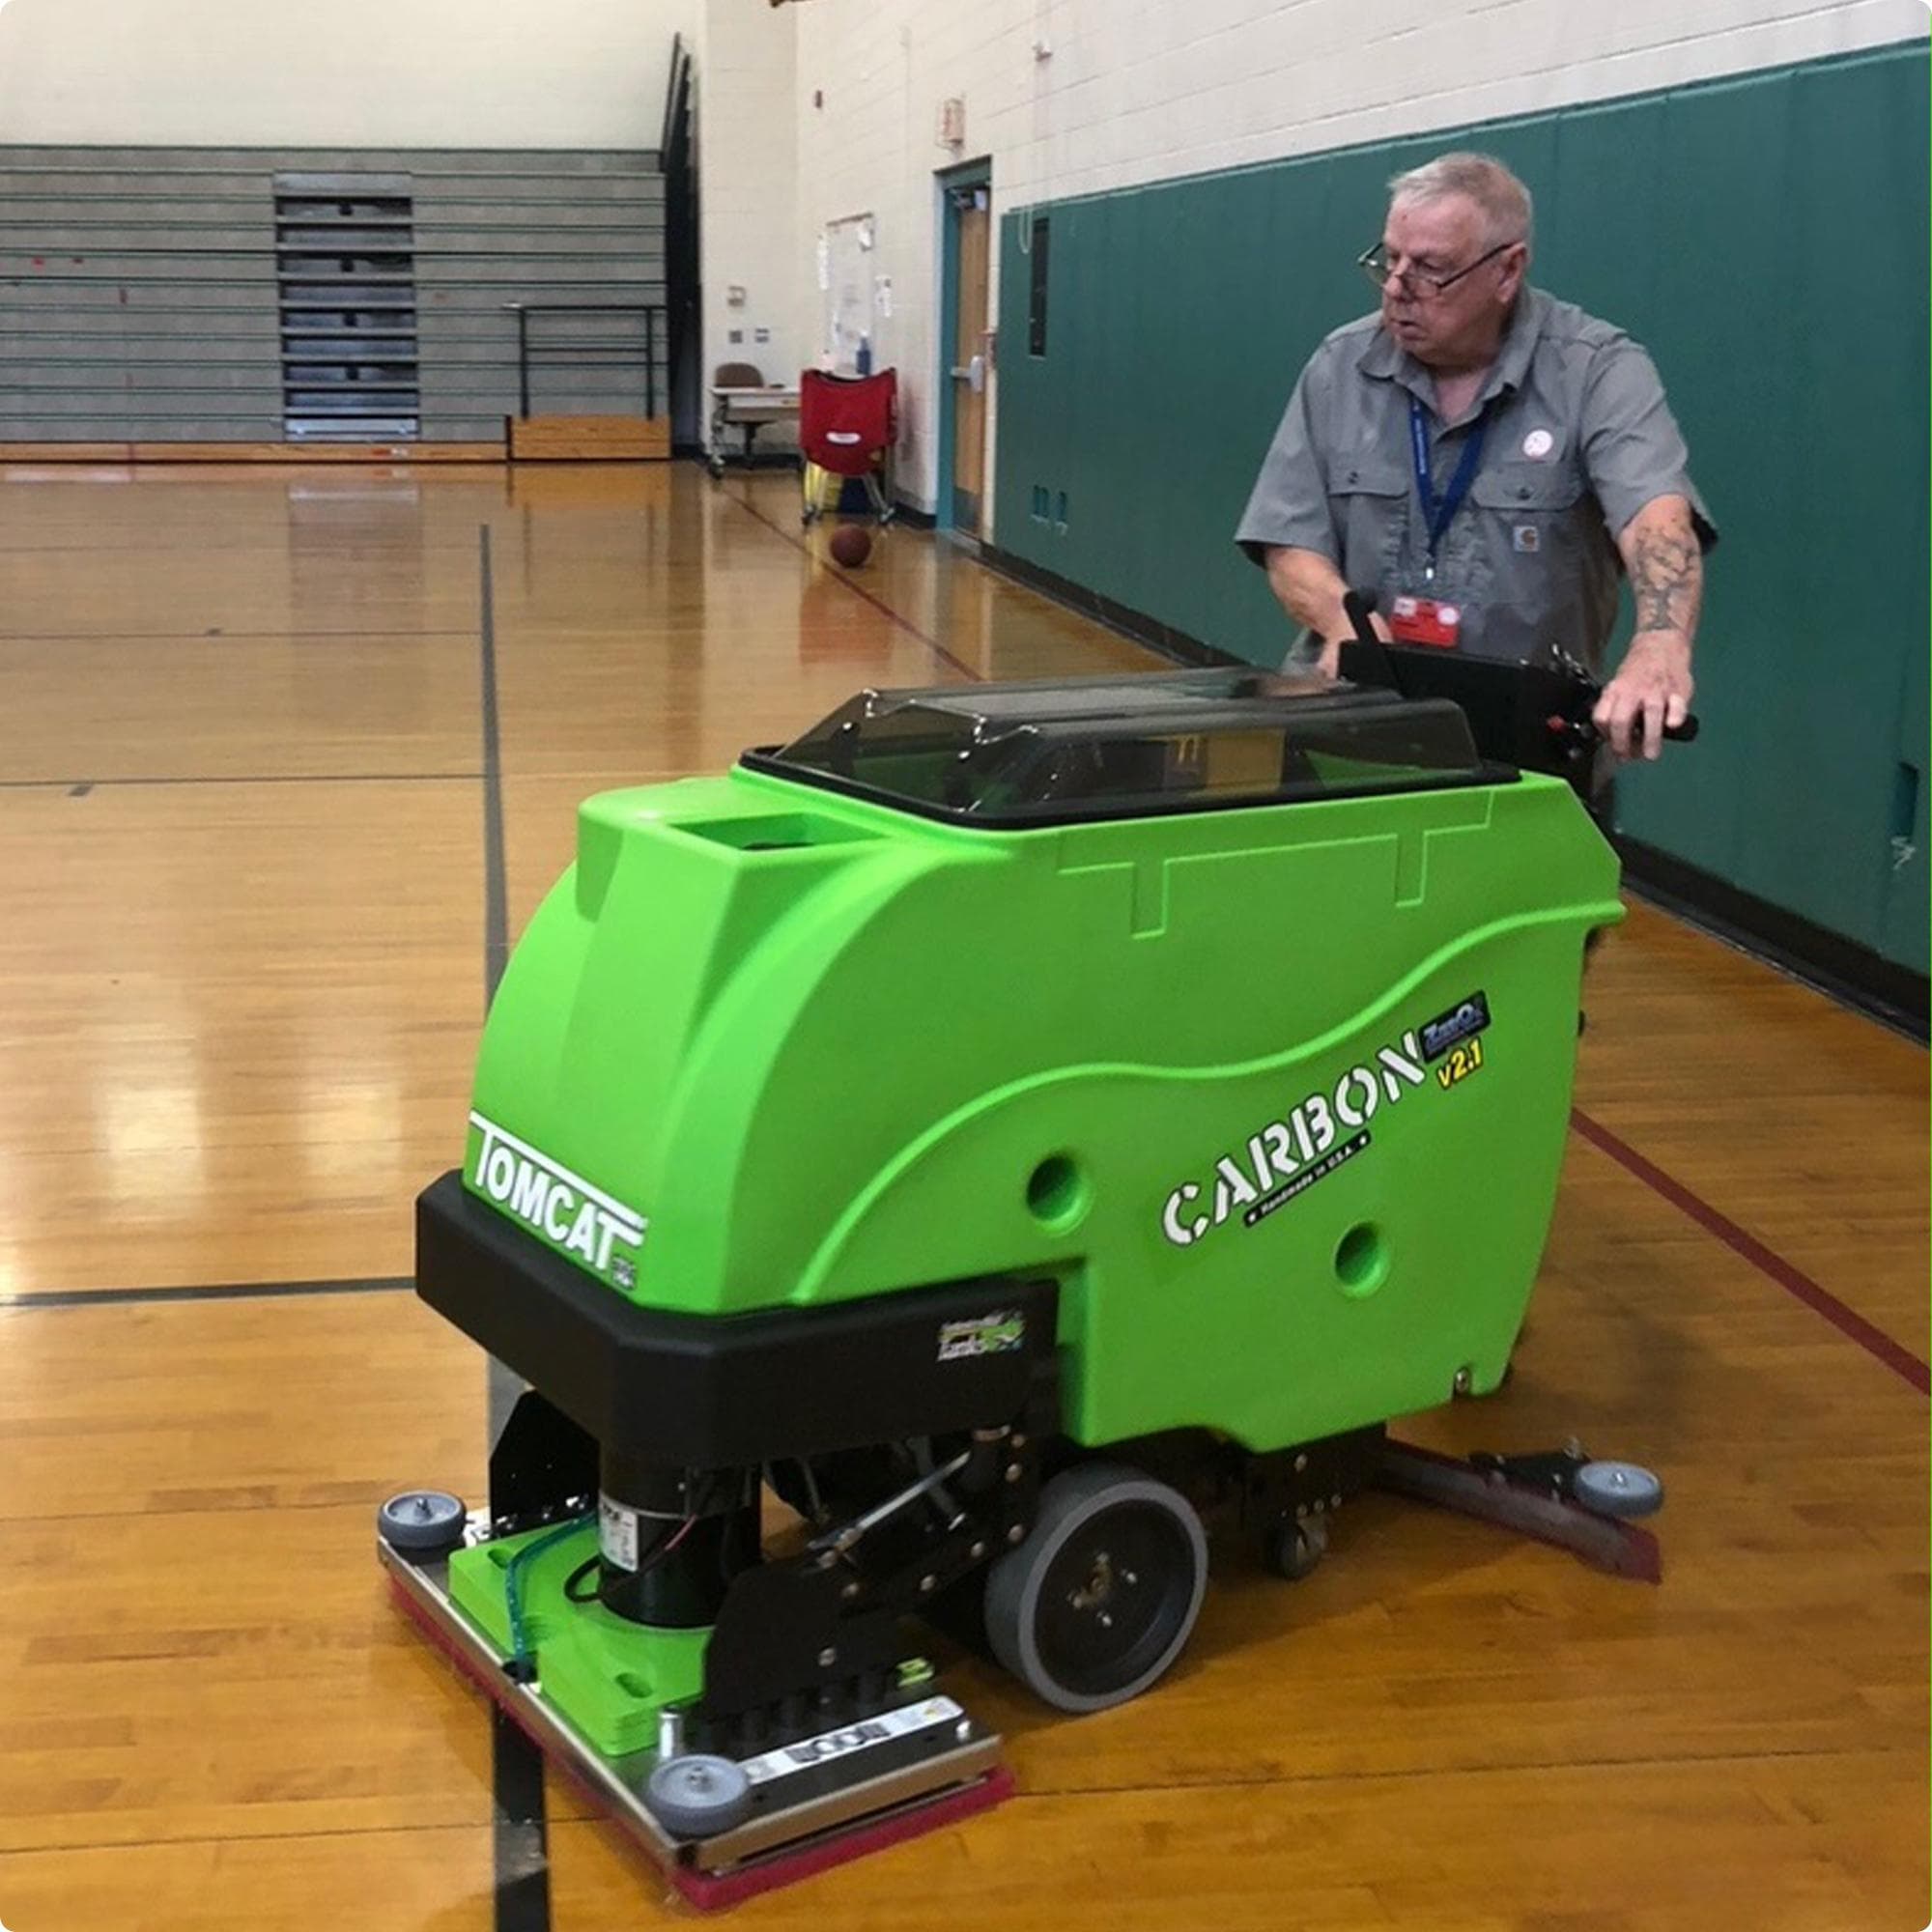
[{"left": 983, "top": 1462, "right": 1208, "bottom": 1714}]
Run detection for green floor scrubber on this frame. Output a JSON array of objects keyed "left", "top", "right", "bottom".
[{"left": 380, "top": 632, "right": 1675, "bottom": 1907}]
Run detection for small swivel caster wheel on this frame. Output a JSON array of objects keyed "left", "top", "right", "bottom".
[
  {"left": 378, "top": 1490, "right": 468, "bottom": 1554},
  {"left": 643, "top": 1753, "right": 753, "bottom": 1839},
  {"left": 1265, "top": 1515, "right": 1329, "bottom": 1582},
  {"left": 706, "top": 453, "right": 725, "bottom": 481},
  {"left": 1573, "top": 1461, "right": 1663, "bottom": 1520}
]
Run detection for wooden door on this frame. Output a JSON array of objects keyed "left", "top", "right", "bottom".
[{"left": 950, "top": 190, "right": 989, "bottom": 537}]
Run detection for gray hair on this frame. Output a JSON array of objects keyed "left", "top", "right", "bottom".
[{"left": 1388, "top": 152, "right": 1533, "bottom": 249}]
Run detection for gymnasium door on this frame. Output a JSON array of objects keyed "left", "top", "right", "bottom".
[{"left": 941, "top": 168, "right": 991, "bottom": 537}]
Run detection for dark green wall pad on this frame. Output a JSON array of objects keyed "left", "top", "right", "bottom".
[{"left": 994, "top": 44, "right": 1928, "bottom": 968}]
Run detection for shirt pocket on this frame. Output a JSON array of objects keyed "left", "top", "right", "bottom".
[
  {"left": 1327, "top": 459, "right": 1411, "bottom": 581},
  {"left": 1467, "top": 461, "right": 1589, "bottom": 651},
  {"left": 1471, "top": 462, "right": 1587, "bottom": 574},
  {"left": 1470, "top": 461, "right": 1583, "bottom": 522}
]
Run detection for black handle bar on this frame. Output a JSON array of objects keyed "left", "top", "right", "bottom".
[{"left": 1339, "top": 587, "right": 1698, "bottom": 744}]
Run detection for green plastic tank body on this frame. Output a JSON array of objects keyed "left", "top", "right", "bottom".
[{"left": 465, "top": 761, "right": 1621, "bottom": 1459}]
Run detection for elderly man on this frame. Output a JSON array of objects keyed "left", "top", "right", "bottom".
[{"left": 1236, "top": 152, "right": 1713, "bottom": 761}]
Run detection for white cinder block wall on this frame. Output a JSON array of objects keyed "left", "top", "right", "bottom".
[
  {"left": 0, "top": 0, "right": 696, "bottom": 146},
  {"left": 697, "top": 0, "right": 802, "bottom": 447},
  {"left": 744, "top": 0, "right": 1917, "bottom": 524}
]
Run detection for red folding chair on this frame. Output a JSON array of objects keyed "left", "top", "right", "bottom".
[{"left": 799, "top": 368, "right": 897, "bottom": 525}]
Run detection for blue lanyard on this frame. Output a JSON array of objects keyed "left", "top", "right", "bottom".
[{"left": 1408, "top": 394, "right": 1488, "bottom": 571}]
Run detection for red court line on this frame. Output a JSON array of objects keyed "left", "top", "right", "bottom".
[
  {"left": 726, "top": 487, "right": 983, "bottom": 683},
  {"left": 1571, "top": 1108, "right": 1929, "bottom": 1396}
]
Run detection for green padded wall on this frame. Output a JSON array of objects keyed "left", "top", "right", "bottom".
[{"left": 994, "top": 44, "right": 1928, "bottom": 970}]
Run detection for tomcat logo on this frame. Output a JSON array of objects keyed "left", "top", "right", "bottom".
[
  {"left": 1160, "top": 1032, "right": 1428, "bottom": 1248},
  {"left": 469, "top": 1112, "right": 648, "bottom": 1282}
]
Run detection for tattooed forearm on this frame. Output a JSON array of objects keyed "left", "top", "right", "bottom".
[
  {"left": 1621, "top": 498, "right": 1703, "bottom": 640},
  {"left": 1633, "top": 528, "right": 1697, "bottom": 631}
]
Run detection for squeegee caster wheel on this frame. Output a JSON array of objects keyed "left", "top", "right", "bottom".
[
  {"left": 643, "top": 1752, "right": 753, "bottom": 1838},
  {"left": 984, "top": 1463, "right": 1208, "bottom": 1714},
  {"left": 1266, "top": 1514, "right": 1329, "bottom": 1582},
  {"left": 1573, "top": 1460, "right": 1663, "bottom": 1520},
  {"left": 377, "top": 1490, "right": 467, "bottom": 1553}
]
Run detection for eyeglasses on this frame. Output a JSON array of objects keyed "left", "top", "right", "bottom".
[{"left": 1357, "top": 239, "right": 1514, "bottom": 299}]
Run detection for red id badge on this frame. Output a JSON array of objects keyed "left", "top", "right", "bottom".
[{"left": 1387, "top": 594, "right": 1463, "bottom": 648}]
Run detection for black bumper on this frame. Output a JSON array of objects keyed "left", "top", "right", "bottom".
[{"left": 414, "top": 1171, "right": 1060, "bottom": 1465}]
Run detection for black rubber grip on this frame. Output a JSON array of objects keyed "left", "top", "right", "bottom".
[{"left": 1341, "top": 588, "right": 1380, "bottom": 649}]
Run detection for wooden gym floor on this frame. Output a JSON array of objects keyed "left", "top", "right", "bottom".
[{"left": 0, "top": 460, "right": 1923, "bottom": 1932}]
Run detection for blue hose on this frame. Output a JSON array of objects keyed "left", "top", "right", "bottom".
[{"left": 501, "top": 1515, "right": 595, "bottom": 1675}]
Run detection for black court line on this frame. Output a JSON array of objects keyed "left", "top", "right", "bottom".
[
  {"left": 478, "top": 518, "right": 551, "bottom": 1932},
  {"left": 480, "top": 523, "right": 510, "bottom": 1005},
  {"left": 0, "top": 772, "right": 482, "bottom": 792},
  {"left": 0, "top": 549, "right": 483, "bottom": 562},
  {"left": 725, "top": 487, "right": 983, "bottom": 683},
  {"left": 3, "top": 1276, "right": 411, "bottom": 1310},
  {"left": 0, "top": 629, "right": 485, "bottom": 642},
  {"left": 478, "top": 522, "right": 522, "bottom": 1434},
  {"left": 492, "top": 1721, "right": 554, "bottom": 1932}
]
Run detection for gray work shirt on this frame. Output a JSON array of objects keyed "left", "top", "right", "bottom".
[{"left": 1235, "top": 287, "right": 1716, "bottom": 671}]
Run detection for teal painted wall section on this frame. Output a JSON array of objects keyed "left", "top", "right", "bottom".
[{"left": 994, "top": 45, "right": 1928, "bottom": 970}]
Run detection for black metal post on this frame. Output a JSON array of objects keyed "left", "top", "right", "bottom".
[{"left": 511, "top": 303, "right": 664, "bottom": 426}]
